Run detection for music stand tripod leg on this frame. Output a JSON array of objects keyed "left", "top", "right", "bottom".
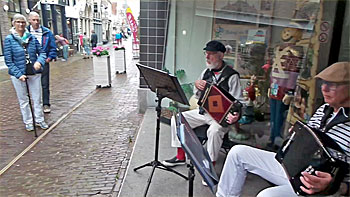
[
  {"left": 133, "top": 94, "right": 187, "bottom": 196},
  {"left": 157, "top": 161, "right": 188, "bottom": 180},
  {"left": 133, "top": 161, "right": 153, "bottom": 171},
  {"left": 188, "top": 161, "right": 195, "bottom": 197},
  {"left": 143, "top": 164, "right": 156, "bottom": 197}
]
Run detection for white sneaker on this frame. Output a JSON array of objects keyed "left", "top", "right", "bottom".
[
  {"left": 43, "top": 105, "right": 51, "bottom": 113},
  {"left": 25, "top": 124, "right": 34, "bottom": 132},
  {"left": 36, "top": 121, "right": 49, "bottom": 130},
  {"left": 202, "top": 179, "right": 208, "bottom": 187}
]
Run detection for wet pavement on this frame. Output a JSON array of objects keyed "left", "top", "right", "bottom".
[{"left": 0, "top": 39, "right": 144, "bottom": 196}]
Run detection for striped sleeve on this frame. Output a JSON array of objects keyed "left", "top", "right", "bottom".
[
  {"left": 326, "top": 122, "right": 350, "bottom": 156},
  {"left": 307, "top": 104, "right": 327, "bottom": 129}
]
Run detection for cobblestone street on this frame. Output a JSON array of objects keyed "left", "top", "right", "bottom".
[{"left": 0, "top": 40, "right": 144, "bottom": 196}]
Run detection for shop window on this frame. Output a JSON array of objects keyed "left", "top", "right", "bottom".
[{"left": 209, "top": 0, "right": 319, "bottom": 116}]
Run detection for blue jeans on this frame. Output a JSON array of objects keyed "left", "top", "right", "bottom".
[
  {"left": 269, "top": 98, "right": 289, "bottom": 143},
  {"left": 41, "top": 62, "right": 50, "bottom": 106},
  {"left": 84, "top": 46, "right": 91, "bottom": 56},
  {"left": 63, "top": 45, "right": 69, "bottom": 60}
]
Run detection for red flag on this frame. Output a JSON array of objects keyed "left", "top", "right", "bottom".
[{"left": 126, "top": 8, "right": 138, "bottom": 42}]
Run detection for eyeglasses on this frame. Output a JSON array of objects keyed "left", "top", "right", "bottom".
[
  {"left": 15, "top": 21, "right": 26, "bottom": 24},
  {"left": 321, "top": 81, "right": 349, "bottom": 91},
  {"left": 203, "top": 51, "right": 217, "bottom": 56}
]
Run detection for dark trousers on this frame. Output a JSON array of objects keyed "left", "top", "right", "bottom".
[{"left": 42, "top": 62, "right": 50, "bottom": 106}]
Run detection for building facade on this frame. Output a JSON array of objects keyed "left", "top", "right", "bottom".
[{"left": 0, "top": 0, "right": 116, "bottom": 56}]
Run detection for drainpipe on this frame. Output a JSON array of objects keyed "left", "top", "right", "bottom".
[
  {"left": 61, "top": 5, "right": 68, "bottom": 38},
  {"left": 51, "top": 4, "right": 58, "bottom": 35},
  {"left": 41, "top": 3, "right": 49, "bottom": 28}
]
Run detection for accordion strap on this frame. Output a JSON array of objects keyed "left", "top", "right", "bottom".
[{"left": 328, "top": 148, "right": 350, "bottom": 165}]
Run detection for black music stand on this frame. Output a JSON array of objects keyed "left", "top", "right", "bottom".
[
  {"left": 134, "top": 63, "right": 189, "bottom": 197},
  {"left": 176, "top": 112, "right": 219, "bottom": 196}
]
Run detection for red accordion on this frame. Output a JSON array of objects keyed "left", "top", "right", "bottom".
[{"left": 197, "top": 84, "right": 241, "bottom": 126}]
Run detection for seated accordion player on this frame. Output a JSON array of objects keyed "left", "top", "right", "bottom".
[{"left": 275, "top": 120, "right": 350, "bottom": 196}]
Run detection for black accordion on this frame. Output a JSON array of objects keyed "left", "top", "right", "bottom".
[{"left": 275, "top": 121, "right": 349, "bottom": 196}]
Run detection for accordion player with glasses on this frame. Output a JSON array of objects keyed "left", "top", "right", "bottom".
[{"left": 275, "top": 121, "right": 349, "bottom": 195}]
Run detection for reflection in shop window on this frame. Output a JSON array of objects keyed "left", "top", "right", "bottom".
[
  {"left": 197, "top": 0, "right": 320, "bottom": 121},
  {"left": 8, "top": 0, "right": 21, "bottom": 13}
]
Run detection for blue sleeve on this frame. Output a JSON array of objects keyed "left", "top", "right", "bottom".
[
  {"left": 35, "top": 38, "right": 46, "bottom": 66},
  {"left": 4, "top": 37, "right": 23, "bottom": 78},
  {"left": 47, "top": 32, "right": 57, "bottom": 59}
]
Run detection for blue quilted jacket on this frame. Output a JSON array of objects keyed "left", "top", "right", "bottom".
[
  {"left": 27, "top": 25, "right": 57, "bottom": 60},
  {"left": 4, "top": 33, "right": 46, "bottom": 79}
]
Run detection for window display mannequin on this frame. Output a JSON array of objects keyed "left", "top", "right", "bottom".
[{"left": 268, "top": 27, "right": 304, "bottom": 148}]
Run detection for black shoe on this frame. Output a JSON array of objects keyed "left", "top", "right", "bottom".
[
  {"left": 161, "top": 156, "right": 186, "bottom": 167},
  {"left": 266, "top": 142, "right": 280, "bottom": 152}
]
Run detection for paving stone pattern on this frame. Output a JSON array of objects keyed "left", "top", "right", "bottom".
[
  {"left": 0, "top": 42, "right": 144, "bottom": 196},
  {"left": 0, "top": 56, "right": 97, "bottom": 170}
]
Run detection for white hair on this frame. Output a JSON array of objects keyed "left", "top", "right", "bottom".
[
  {"left": 28, "top": 11, "right": 40, "bottom": 18},
  {"left": 12, "top": 14, "right": 27, "bottom": 26}
]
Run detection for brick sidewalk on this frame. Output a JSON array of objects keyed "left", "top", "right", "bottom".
[
  {"left": 0, "top": 55, "right": 97, "bottom": 170},
  {"left": 0, "top": 40, "right": 144, "bottom": 196}
]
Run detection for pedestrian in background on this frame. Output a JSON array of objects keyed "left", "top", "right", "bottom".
[
  {"left": 27, "top": 11, "right": 57, "bottom": 113},
  {"left": 55, "top": 34, "right": 69, "bottom": 62},
  {"left": 91, "top": 30, "right": 98, "bottom": 49},
  {"left": 115, "top": 30, "right": 122, "bottom": 45},
  {"left": 4, "top": 14, "right": 49, "bottom": 131},
  {"left": 82, "top": 32, "right": 91, "bottom": 59}
]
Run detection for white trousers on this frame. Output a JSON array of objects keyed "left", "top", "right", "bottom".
[
  {"left": 11, "top": 74, "right": 44, "bottom": 125},
  {"left": 171, "top": 109, "right": 229, "bottom": 161},
  {"left": 216, "top": 145, "right": 296, "bottom": 197}
]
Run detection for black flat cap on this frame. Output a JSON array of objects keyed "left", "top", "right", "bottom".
[{"left": 203, "top": 40, "right": 226, "bottom": 53}]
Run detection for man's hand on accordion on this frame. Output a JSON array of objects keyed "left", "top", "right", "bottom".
[
  {"left": 195, "top": 80, "right": 207, "bottom": 91},
  {"left": 226, "top": 112, "right": 239, "bottom": 124},
  {"left": 300, "top": 171, "right": 333, "bottom": 194}
]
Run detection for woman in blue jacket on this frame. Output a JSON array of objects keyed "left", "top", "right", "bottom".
[{"left": 4, "top": 14, "right": 48, "bottom": 132}]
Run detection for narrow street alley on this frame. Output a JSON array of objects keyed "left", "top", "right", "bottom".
[{"left": 0, "top": 39, "right": 143, "bottom": 196}]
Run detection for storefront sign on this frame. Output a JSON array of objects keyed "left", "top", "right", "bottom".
[
  {"left": 246, "top": 29, "right": 266, "bottom": 44},
  {"left": 320, "top": 21, "right": 330, "bottom": 32},
  {"left": 213, "top": 24, "right": 252, "bottom": 41},
  {"left": 126, "top": 7, "right": 138, "bottom": 41},
  {"left": 319, "top": 32, "right": 328, "bottom": 43},
  {"left": 318, "top": 21, "right": 330, "bottom": 43}
]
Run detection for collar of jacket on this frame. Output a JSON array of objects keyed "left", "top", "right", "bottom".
[{"left": 27, "top": 25, "right": 50, "bottom": 35}]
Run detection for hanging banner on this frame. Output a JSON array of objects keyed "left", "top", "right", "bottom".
[{"left": 126, "top": 7, "right": 138, "bottom": 42}]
